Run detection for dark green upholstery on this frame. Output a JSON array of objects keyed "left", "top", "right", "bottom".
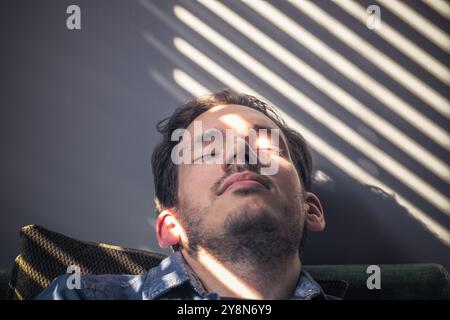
[
  {"left": 0, "top": 269, "right": 10, "bottom": 300},
  {"left": 7, "top": 225, "right": 165, "bottom": 300},
  {"left": 4, "top": 225, "right": 450, "bottom": 300},
  {"left": 305, "top": 264, "right": 449, "bottom": 300}
]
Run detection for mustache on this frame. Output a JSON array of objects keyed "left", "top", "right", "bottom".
[{"left": 211, "top": 163, "right": 271, "bottom": 196}]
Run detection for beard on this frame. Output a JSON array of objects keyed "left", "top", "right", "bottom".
[{"left": 178, "top": 193, "right": 305, "bottom": 270}]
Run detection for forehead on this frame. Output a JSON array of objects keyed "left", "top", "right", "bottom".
[{"left": 186, "top": 104, "right": 281, "bottom": 132}]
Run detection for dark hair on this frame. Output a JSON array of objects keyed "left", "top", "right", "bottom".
[{"left": 151, "top": 89, "right": 313, "bottom": 212}]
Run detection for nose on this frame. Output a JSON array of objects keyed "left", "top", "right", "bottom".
[{"left": 221, "top": 135, "right": 260, "bottom": 173}]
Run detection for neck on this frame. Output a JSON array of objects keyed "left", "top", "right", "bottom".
[{"left": 181, "top": 248, "right": 301, "bottom": 300}]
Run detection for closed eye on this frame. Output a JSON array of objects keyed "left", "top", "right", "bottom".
[{"left": 259, "top": 146, "right": 284, "bottom": 153}]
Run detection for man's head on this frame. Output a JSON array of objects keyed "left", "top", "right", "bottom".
[{"left": 152, "top": 90, "right": 325, "bottom": 266}]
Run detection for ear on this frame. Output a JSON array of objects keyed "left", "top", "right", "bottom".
[
  {"left": 156, "top": 208, "right": 181, "bottom": 248},
  {"left": 304, "top": 192, "right": 326, "bottom": 232}
]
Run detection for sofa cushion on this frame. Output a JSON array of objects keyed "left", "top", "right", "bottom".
[{"left": 7, "top": 225, "right": 165, "bottom": 300}]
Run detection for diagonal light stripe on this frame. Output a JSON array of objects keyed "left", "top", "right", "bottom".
[
  {"left": 173, "top": 7, "right": 450, "bottom": 216},
  {"left": 149, "top": 69, "right": 188, "bottom": 103},
  {"left": 172, "top": 66, "right": 450, "bottom": 247},
  {"left": 173, "top": 69, "right": 210, "bottom": 97},
  {"left": 332, "top": 0, "right": 450, "bottom": 110},
  {"left": 377, "top": 0, "right": 450, "bottom": 53},
  {"left": 197, "top": 0, "right": 450, "bottom": 185},
  {"left": 173, "top": 69, "right": 211, "bottom": 96},
  {"left": 16, "top": 255, "right": 52, "bottom": 286},
  {"left": 291, "top": 0, "right": 450, "bottom": 114},
  {"left": 8, "top": 284, "right": 25, "bottom": 300},
  {"left": 422, "top": 0, "right": 450, "bottom": 19},
  {"left": 241, "top": 0, "right": 450, "bottom": 148}
]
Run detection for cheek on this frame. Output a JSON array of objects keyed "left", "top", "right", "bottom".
[
  {"left": 177, "top": 164, "right": 221, "bottom": 204},
  {"left": 275, "top": 159, "right": 303, "bottom": 193}
]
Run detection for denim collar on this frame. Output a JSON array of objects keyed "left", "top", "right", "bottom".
[
  {"left": 142, "top": 251, "right": 325, "bottom": 300},
  {"left": 291, "top": 268, "right": 325, "bottom": 300}
]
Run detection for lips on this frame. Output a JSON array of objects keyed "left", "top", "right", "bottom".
[{"left": 218, "top": 172, "right": 271, "bottom": 195}]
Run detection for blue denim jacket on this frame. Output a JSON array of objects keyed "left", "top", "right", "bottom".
[{"left": 35, "top": 251, "right": 330, "bottom": 300}]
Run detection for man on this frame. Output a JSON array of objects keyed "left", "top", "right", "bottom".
[{"left": 36, "top": 89, "right": 332, "bottom": 300}]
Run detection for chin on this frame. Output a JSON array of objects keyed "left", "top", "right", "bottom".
[{"left": 231, "top": 198, "right": 275, "bottom": 215}]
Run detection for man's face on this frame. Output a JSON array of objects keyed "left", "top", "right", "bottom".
[{"left": 176, "top": 104, "right": 306, "bottom": 264}]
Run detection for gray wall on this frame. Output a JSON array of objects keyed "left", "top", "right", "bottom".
[{"left": 1, "top": 0, "right": 449, "bottom": 271}]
